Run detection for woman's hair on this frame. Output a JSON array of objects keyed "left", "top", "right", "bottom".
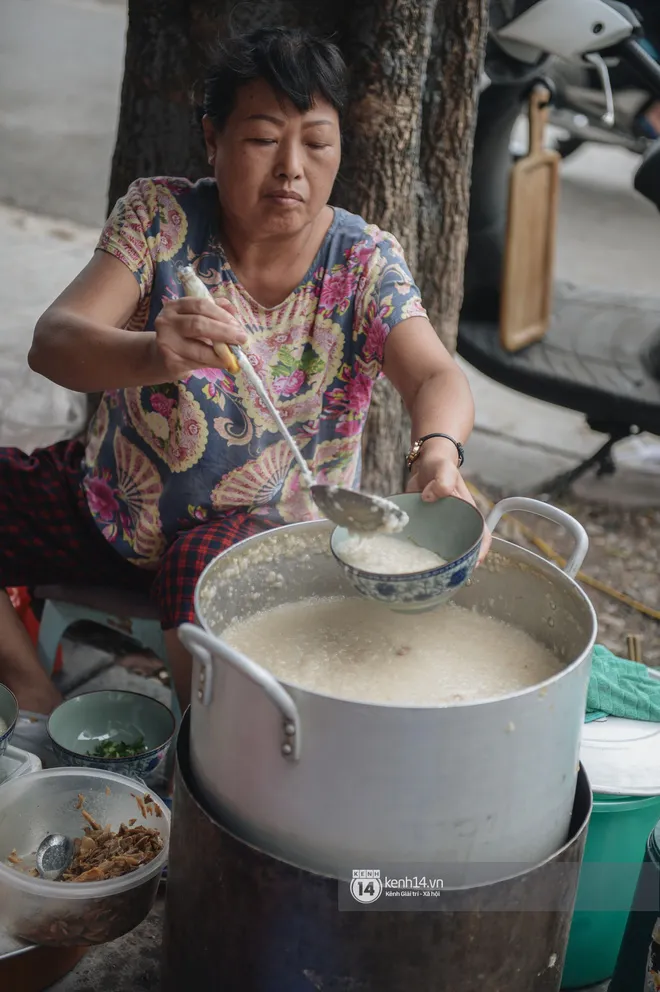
[{"left": 202, "top": 26, "right": 348, "bottom": 130}]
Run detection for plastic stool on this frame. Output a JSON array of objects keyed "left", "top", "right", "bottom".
[{"left": 33, "top": 584, "right": 181, "bottom": 722}]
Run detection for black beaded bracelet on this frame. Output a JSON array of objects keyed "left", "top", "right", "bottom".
[{"left": 406, "top": 433, "right": 465, "bottom": 471}]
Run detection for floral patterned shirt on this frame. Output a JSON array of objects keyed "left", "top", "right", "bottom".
[{"left": 83, "top": 177, "right": 427, "bottom": 566}]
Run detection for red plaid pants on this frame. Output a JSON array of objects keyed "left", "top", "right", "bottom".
[{"left": 0, "top": 439, "right": 277, "bottom": 628}]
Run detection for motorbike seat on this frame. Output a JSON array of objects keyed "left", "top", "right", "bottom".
[
  {"left": 629, "top": 142, "right": 660, "bottom": 377},
  {"left": 458, "top": 282, "right": 660, "bottom": 435},
  {"left": 634, "top": 138, "right": 660, "bottom": 210}
]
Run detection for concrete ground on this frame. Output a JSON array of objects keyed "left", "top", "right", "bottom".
[
  {"left": 41, "top": 893, "right": 613, "bottom": 992},
  {"left": 0, "top": 0, "right": 658, "bottom": 988},
  {"left": 0, "top": 0, "right": 126, "bottom": 228}
]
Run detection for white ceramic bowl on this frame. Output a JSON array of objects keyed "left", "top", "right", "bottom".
[
  {"left": 330, "top": 492, "right": 485, "bottom": 613},
  {"left": 0, "top": 767, "right": 169, "bottom": 946}
]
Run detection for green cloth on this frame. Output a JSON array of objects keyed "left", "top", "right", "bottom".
[{"left": 585, "top": 643, "right": 660, "bottom": 723}]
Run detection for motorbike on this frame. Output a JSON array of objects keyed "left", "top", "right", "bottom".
[
  {"left": 524, "top": 0, "right": 660, "bottom": 160},
  {"left": 540, "top": 46, "right": 657, "bottom": 159},
  {"left": 458, "top": 0, "right": 660, "bottom": 499}
]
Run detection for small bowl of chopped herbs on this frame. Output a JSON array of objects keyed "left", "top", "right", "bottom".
[{"left": 47, "top": 690, "right": 176, "bottom": 779}]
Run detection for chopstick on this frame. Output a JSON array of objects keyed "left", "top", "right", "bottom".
[{"left": 627, "top": 633, "right": 643, "bottom": 664}]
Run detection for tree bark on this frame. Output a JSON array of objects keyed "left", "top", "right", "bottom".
[
  {"left": 108, "top": 0, "right": 346, "bottom": 209},
  {"left": 106, "top": 0, "right": 487, "bottom": 494},
  {"left": 337, "top": 0, "right": 437, "bottom": 497},
  {"left": 108, "top": 0, "right": 207, "bottom": 210},
  {"left": 417, "top": 0, "right": 489, "bottom": 351}
]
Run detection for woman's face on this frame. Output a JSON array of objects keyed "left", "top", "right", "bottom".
[{"left": 203, "top": 79, "right": 341, "bottom": 239}]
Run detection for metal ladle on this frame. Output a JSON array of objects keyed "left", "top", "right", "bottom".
[
  {"left": 177, "top": 266, "right": 408, "bottom": 534},
  {"left": 35, "top": 832, "right": 75, "bottom": 881}
]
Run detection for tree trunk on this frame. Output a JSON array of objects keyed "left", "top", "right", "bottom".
[
  {"left": 417, "top": 0, "right": 489, "bottom": 350},
  {"left": 108, "top": 1, "right": 207, "bottom": 210},
  {"left": 337, "top": 0, "right": 437, "bottom": 497},
  {"left": 107, "top": 0, "right": 487, "bottom": 494},
  {"left": 108, "top": 1, "right": 343, "bottom": 209}
]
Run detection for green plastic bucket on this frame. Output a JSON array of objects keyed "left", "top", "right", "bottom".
[{"left": 561, "top": 792, "right": 660, "bottom": 989}]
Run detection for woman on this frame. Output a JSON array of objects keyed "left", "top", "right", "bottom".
[{"left": 0, "top": 26, "right": 486, "bottom": 715}]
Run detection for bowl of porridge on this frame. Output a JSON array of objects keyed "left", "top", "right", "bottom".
[{"left": 329, "top": 493, "right": 485, "bottom": 612}]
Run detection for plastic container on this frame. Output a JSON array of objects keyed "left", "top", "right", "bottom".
[
  {"left": 0, "top": 767, "right": 170, "bottom": 947},
  {"left": 561, "top": 791, "right": 660, "bottom": 989},
  {"left": 0, "top": 745, "right": 42, "bottom": 788},
  {"left": 580, "top": 716, "right": 660, "bottom": 796}
]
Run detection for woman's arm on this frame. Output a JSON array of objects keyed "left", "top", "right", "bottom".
[
  {"left": 30, "top": 252, "right": 159, "bottom": 391},
  {"left": 383, "top": 315, "right": 475, "bottom": 477},
  {"left": 383, "top": 315, "right": 491, "bottom": 557},
  {"left": 29, "top": 252, "right": 247, "bottom": 392}
]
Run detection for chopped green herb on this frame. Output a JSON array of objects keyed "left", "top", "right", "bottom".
[{"left": 88, "top": 736, "right": 148, "bottom": 759}]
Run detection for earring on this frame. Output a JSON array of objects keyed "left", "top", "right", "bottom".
[{"left": 208, "top": 156, "right": 215, "bottom": 166}]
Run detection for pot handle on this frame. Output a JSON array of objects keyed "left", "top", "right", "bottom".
[
  {"left": 485, "top": 497, "right": 589, "bottom": 579},
  {"left": 177, "top": 623, "right": 302, "bottom": 762}
]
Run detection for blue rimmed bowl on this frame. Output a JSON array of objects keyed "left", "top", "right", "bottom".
[
  {"left": 0, "top": 684, "right": 18, "bottom": 759},
  {"left": 330, "top": 492, "right": 485, "bottom": 613},
  {"left": 47, "top": 690, "right": 176, "bottom": 780}
]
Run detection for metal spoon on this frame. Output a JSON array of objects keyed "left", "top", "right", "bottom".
[
  {"left": 223, "top": 347, "right": 408, "bottom": 533},
  {"left": 177, "top": 266, "right": 408, "bottom": 534},
  {"left": 35, "top": 832, "right": 75, "bottom": 881}
]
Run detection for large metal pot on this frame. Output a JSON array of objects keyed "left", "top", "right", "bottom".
[{"left": 179, "top": 497, "right": 597, "bottom": 885}]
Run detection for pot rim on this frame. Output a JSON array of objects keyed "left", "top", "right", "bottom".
[{"left": 192, "top": 519, "right": 598, "bottom": 712}]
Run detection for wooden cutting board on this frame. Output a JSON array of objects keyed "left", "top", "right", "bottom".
[{"left": 499, "top": 85, "right": 560, "bottom": 352}]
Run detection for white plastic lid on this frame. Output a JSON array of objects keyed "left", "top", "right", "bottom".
[
  {"left": 0, "top": 745, "right": 42, "bottom": 788},
  {"left": 0, "top": 925, "right": 30, "bottom": 962},
  {"left": 580, "top": 716, "right": 660, "bottom": 796}
]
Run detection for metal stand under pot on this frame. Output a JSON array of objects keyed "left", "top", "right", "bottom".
[{"left": 163, "top": 713, "right": 592, "bottom": 992}]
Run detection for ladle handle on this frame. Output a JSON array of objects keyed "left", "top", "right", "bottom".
[
  {"left": 212, "top": 342, "right": 241, "bottom": 375},
  {"left": 485, "top": 497, "right": 589, "bottom": 579},
  {"left": 178, "top": 623, "right": 302, "bottom": 762},
  {"left": 232, "top": 348, "right": 315, "bottom": 485}
]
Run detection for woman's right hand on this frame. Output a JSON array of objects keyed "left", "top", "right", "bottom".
[{"left": 153, "top": 296, "right": 248, "bottom": 377}]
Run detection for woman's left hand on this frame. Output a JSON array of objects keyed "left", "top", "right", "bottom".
[{"left": 405, "top": 453, "right": 492, "bottom": 563}]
